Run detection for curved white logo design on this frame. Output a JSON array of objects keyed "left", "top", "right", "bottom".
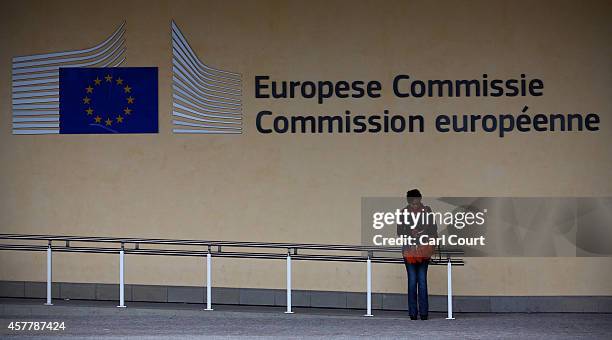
[
  {"left": 171, "top": 21, "right": 242, "bottom": 134},
  {"left": 11, "top": 23, "right": 127, "bottom": 135}
]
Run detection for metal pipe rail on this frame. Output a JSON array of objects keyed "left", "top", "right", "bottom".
[
  {"left": 0, "top": 234, "right": 464, "bottom": 318},
  {"left": 0, "top": 233, "right": 465, "bottom": 254}
]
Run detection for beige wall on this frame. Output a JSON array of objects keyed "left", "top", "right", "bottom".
[{"left": 0, "top": 0, "right": 611, "bottom": 296}]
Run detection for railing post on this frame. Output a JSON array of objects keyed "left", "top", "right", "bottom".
[
  {"left": 117, "top": 243, "right": 126, "bottom": 308},
  {"left": 44, "top": 242, "right": 53, "bottom": 306},
  {"left": 364, "top": 251, "right": 373, "bottom": 316},
  {"left": 205, "top": 247, "right": 213, "bottom": 311},
  {"left": 446, "top": 258, "right": 454, "bottom": 319},
  {"left": 285, "top": 248, "right": 294, "bottom": 314}
]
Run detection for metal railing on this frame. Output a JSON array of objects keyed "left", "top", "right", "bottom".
[{"left": 0, "top": 233, "right": 464, "bottom": 318}]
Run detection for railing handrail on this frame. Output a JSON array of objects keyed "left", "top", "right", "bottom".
[
  {"left": 0, "top": 243, "right": 464, "bottom": 265},
  {"left": 0, "top": 233, "right": 463, "bottom": 317},
  {"left": 0, "top": 233, "right": 465, "bottom": 255}
]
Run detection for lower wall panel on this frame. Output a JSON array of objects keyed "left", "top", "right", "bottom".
[{"left": 1, "top": 281, "right": 611, "bottom": 313}]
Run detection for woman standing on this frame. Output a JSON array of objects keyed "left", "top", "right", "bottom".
[{"left": 397, "top": 189, "right": 437, "bottom": 320}]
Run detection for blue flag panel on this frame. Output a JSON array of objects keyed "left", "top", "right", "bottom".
[{"left": 59, "top": 67, "right": 158, "bottom": 134}]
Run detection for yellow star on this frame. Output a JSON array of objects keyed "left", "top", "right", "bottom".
[
  {"left": 94, "top": 77, "right": 102, "bottom": 86},
  {"left": 105, "top": 74, "right": 113, "bottom": 82},
  {"left": 126, "top": 96, "right": 134, "bottom": 104},
  {"left": 116, "top": 115, "right": 124, "bottom": 123},
  {"left": 85, "top": 85, "right": 93, "bottom": 93},
  {"left": 105, "top": 118, "right": 113, "bottom": 126},
  {"left": 94, "top": 116, "right": 102, "bottom": 123},
  {"left": 123, "top": 107, "right": 132, "bottom": 115},
  {"left": 123, "top": 85, "right": 131, "bottom": 93},
  {"left": 85, "top": 107, "right": 94, "bottom": 115},
  {"left": 116, "top": 78, "right": 123, "bottom": 85},
  {"left": 83, "top": 96, "right": 91, "bottom": 104}
]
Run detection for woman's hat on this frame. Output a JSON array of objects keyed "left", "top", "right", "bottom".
[{"left": 406, "top": 189, "right": 422, "bottom": 198}]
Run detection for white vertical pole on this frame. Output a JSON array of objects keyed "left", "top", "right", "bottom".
[
  {"left": 446, "top": 259, "right": 454, "bottom": 319},
  {"left": 117, "top": 244, "right": 126, "bottom": 308},
  {"left": 364, "top": 254, "right": 373, "bottom": 317},
  {"left": 44, "top": 243, "right": 53, "bottom": 306},
  {"left": 205, "top": 251, "right": 213, "bottom": 310},
  {"left": 285, "top": 250, "right": 294, "bottom": 314}
]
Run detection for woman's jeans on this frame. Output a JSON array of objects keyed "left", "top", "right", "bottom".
[{"left": 404, "top": 259, "right": 429, "bottom": 317}]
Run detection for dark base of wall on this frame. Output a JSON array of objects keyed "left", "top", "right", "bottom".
[{"left": 1, "top": 281, "right": 610, "bottom": 313}]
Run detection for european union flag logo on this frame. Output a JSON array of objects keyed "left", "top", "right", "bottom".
[{"left": 59, "top": 67, "right": 158, "bottom": 134}]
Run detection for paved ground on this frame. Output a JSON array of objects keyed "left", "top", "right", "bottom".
[{"left": 1, "top": 298, "right": 611, "bottom": 339}]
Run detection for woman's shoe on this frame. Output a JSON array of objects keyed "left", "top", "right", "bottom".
[
  {"left": 410, "top": 316, "right": 418, "bottom": 320},
  {"left": 420, "top": 315, "right": 428, "bottom": 320}
]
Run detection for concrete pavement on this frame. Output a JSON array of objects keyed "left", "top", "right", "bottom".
[{"left": 1, "top": 298, "right": 611, "bottom": 339}]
